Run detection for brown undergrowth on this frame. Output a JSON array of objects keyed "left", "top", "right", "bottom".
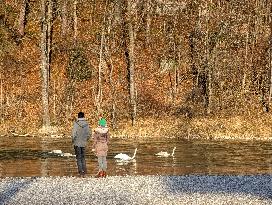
[
  {"left": 1, "top": 112, "right": 272, "bottom": 141},
  {"left": 109, "top": 113, "right": 272, "bottom": 141}
]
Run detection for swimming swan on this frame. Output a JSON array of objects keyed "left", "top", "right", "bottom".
[
  {"left": 114, "top": 148, "right": 138, "bottom": 161},
  {"left": 62, "top": 153, "right": 76, "bottom": 157},
  {"left": 49, "top": 150, "right": 75, "bottom": 157},
  {"left": 49, "top": 150, "right": 63, "bottom": 154},
  {"left": 155, "top": 147, "right": 176, "bottom": 157}
]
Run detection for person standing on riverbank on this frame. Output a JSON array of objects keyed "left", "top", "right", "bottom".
[
  {"left": 92, "top": 118, "right": 110, "bottom": 178},
  {"left": 72, "top": 112, "right": 91, "bottom": 177}
]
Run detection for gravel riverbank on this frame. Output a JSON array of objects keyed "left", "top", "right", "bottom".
[{"left": 0, "top": 175, "right": 271, "bottom": 205}]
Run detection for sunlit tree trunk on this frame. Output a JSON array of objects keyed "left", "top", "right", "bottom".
[
  {"left": 268, "top": 3, "right": 272, "bottom": 109},
  {"left": 73, "top": 0, "right": 78, "bottom": 42},
  {"left": 242, "top": 16, "right": 251, "bottom": 95},
  {"left": 127, "top": 0, "right": 137, "bottom": 125},
  {"left": 96, "top": 29, "right": 105, "bottom": 117},
  {"left": 96, "top": 1, "right": 109, "bottom": 118},
  {"left": 205, "top": 1, "right": 211, "bottom": 114},
  {"left": 61, "top": 0, "right": 68, "bottom": 37},
  {"left": 41, "top": 0, "right": 50, "bottom": 128},
  {"left": 105, "top": 37, "right": 117, "bottom": 129},
  {"left": 47, "top": 0, "right": 52, "bottom": 77},
  {"left": 18, "top": 0, "right": 28, "bottom": 37},
  {"left": 103, "top": 2, "right": 117, "bottom": 129},
  {"left": 145, "top": 0, "right": 152, "bottom": 47},
  {"left": 0, "top": 71, "right": 3, "bottom": 123},
  {"left": 40, "top": 0, "right": 53, "bottom": 130}
]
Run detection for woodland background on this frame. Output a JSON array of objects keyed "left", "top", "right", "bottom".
[{"left": 0, "top": 0, "right": 272, "bottom": 139}]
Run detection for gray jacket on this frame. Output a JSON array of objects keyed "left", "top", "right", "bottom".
[{"left": 71, "top": 118, "right": 91, "bottom": 147}]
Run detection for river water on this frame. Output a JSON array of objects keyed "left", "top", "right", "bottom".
[{"left": 0, "top": 136, "right": 271, "bottom": 177}]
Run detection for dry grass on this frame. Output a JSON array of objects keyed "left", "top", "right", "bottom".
[
  {"left": 1, "top": 113, "right": 272, "bottom": 141},
  {"left": 110, "top": 113, "right": 272, "bottom": 141}
]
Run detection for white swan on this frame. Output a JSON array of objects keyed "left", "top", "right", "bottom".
[
  {"left": 63, "top": 153, "right": 76, "bottom": 157},
  {"left": 48, "top": 150, "right": 75, "bottom": 157},
  {"left": 114, "top": 148, "right": 138, "bottom": 161},
  {"left": 49, "top": 150, "right": 63, "bottom": 154},
  {"left": 155, "top": 147, "right": 176, "bottom": 157}
]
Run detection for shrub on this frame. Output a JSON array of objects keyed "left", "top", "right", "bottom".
[{"left": 67, "top": 47, "right": 93, "bottom": 81}]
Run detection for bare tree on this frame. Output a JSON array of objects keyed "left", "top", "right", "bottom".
[
  {"left": 268, "top": 2, "right": 272, "bottom": 108},
  {"left": 73, "top": 0, "right": 78, "bottom": 42},
  {"left": 40, "top": 0, "right": 53, "bottom": 130},
  {"left": 61, "top": 0, "right": 68, "bottom": 37},
  {"left": 126, "top": 0, "right": 137, "bottom": 125},
  {"left": 96, "top": 28, "right": 105, "bottom": 117},
  {"left": 0, "top": 66, "right": 3, "bottom": 123},
  {"left": 17, "top": 0, "right": 28, "bottom": 37}
]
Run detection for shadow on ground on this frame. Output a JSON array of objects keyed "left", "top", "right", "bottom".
[
  {"left": 0, "top": 177, "right": 35, "bottom": 204},
  {"left": 162, "top": 175, "right": 272, "bottom": 200}
]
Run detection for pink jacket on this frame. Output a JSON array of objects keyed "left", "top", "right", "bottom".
[{"left": 92, "top": 126, "right": 109, "bottom": 157}]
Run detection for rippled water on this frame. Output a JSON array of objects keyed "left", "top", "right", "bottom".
[{"left": 0, "top": 136, "right": 271, "bottom": 177}]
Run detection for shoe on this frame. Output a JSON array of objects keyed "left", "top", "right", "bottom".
[
  {"left": 79, "top": 171, "right": 86, "bottom": 178},
  {"left": 102, "top": 171, "right": 107, "bottom": 178},
  {"left": 95, "top": 171, "right": 103, "bottom": 178}
]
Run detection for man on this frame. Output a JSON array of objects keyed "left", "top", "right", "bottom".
[{"left": 71, "top": 112, "right": 91, "bottom": 177}]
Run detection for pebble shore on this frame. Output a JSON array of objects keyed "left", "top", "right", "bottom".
[{"left": 0, "top": 175, "right": 271, "bottom": 205}]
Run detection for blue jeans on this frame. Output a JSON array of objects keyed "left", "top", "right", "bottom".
[{"left": 74, "top": 146, "right": 87, "bottom": 175}]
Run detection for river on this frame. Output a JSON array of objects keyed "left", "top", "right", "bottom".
[{"left": 0, "top": 136, "right": 271, "bottom": 177}]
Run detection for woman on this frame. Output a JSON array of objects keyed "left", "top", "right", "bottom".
[{"left": 92, "top": 118, "right": 110, "bottom": 178}]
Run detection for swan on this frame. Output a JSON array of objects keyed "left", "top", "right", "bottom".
[
  {"left": 114, "top": 148, "right": 137, "bottom": 161},
  {"left": 48, "top": 150, "right": 75, "bottom": 157},
  {"left": 63, "top": 153, "right": 76, "bottom": 157},
  {"left": 155, "top": 147, "right": 176, "bottom": 157},
  {"left": 49, "top": 150, "right": 63, "bottom": 154}
]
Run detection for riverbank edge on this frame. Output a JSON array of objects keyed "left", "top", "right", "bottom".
[
  {"left": 1, "top": 115, "right": 272, "bottom": 141},
  {"left": 2, "top": 130, "right": 272, "bottom": 142}
]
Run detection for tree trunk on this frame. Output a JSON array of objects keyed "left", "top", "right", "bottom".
[
  {"left": 41, "top": 0, "right": 50, "bottom": 128},
  {"left": 0, "top": 71, "right": 3, "bottom": 123},
  {"left": 106, "top": 45, "right": 117, "bottom": 129},
  {"left": 242, "top": 16, "right": 251, "bottom": 95},
  {"left": 40, "top": 0, "right": 52, "bottom": 130},
  {"left": 47, "top": 0, "right": 53, "bottom": 80},
  {"left": 61, "top": 0, "right": 68, "bottom": 36},
  {"left": 104, "top": 3, "right": 117, "bottom": 129},
  {"left": 73, "top": 0, "right": 78, "bottom": 42},
  {"left": 96, "top": 1, "right": 109, "bottom": 118},
  {"left": 127, "top": 0, "right": 137, "bottom": 125},
  {"left": 205, "top": 1, "right": 211, "bottom": 114},
  {"left": 145, "top": 0, "right": 152, "bottom": 47},
  {"left": 96, "top": 29, "right": 105, "bottom": 117},
  {"left": 268, "top": 3, "right": 272, "bottom": 108},
  {"left": 18, "top": 0, "right": 27, "bottom": 37},
  {"left": 120, "top": 0, "right": 137, "bottom": 125}
]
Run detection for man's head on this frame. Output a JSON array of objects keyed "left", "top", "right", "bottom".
[{"left": 78, "top": 112, "right": 84, "bottom": 118}]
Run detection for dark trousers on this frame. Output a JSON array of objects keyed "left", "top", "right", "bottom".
[{"left": 74, "top": 146, "right": 87, "bottom": 175}]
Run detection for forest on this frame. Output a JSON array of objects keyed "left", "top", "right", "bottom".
[{"left": 0, "top": 0, "right": 272, "bottom": 139}]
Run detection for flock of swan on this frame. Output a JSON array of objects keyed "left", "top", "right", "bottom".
[
  {"left": 114, "top": 147, "right": 176, "bottom": 161},
  {"left": 48, "top": 146, "right": 177, "bottom": 162}
]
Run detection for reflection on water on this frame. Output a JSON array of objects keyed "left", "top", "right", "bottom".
[{"left": 0, "top": 136, "right": 271, "bottom": 177}]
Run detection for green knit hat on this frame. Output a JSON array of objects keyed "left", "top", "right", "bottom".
[{"left": 99, "top": 118, "right": 106, "bottom": 127}]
